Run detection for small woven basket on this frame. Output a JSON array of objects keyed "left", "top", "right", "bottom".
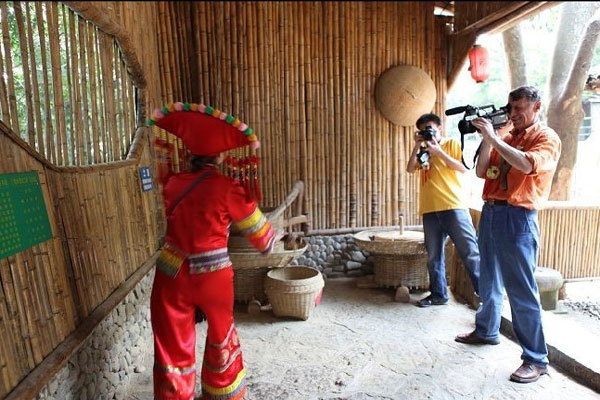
[
  {"left": 264, "top": 266, "right": 325, "bottom": 320},
  {"left": 373, "top": 254, "right": 429, "bottom": 289}
]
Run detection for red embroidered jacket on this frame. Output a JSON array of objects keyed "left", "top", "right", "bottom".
[{"left": 161, "top": 166, "right": 275, "bottom": 273}]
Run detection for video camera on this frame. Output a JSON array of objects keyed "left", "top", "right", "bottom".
[
  {"left": 443, "top": 103, "right": 511, "bottom": 169},
  {"left": 445, "top": 104, "right": 511, "bottom": 135}
]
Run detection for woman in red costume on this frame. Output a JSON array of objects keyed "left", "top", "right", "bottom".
[{"left": 147, "top": 103, "right": 279, "bottom": 400}]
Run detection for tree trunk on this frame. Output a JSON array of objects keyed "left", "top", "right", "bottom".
[
  {"left": 548, "top": 16, "right": 600, "bottom": 200},
  {"left": 548, "top": 3, "right": 600, "bottom": 102},
  {"left": 502, "top": 25, "right": 527, "bottom": 89}
]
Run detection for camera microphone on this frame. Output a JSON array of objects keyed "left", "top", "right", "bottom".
[{"left": 444, "top": 106, "right": 468, "bottom": 116}]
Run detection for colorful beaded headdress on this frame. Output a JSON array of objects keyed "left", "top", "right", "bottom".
[{"left": 147, "top": 102, "right": 263, "bottom": 202}]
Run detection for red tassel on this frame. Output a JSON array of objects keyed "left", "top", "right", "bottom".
[
  {"left": 252, "top": 156, "right": 262, "bottom": 203},
  {"left": 231, "top": 157, "right": 240, "bottom": 183},
  {"left": 242, "top": 157, "right": 253, "bottom": 202}
]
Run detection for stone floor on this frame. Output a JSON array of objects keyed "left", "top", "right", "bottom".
[{"left": 128, "top": 277, "right": 599, "bottom": 400}]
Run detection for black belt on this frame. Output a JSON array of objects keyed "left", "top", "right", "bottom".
[{"left": 485, "top": 199, "right": 509, "bottom": 206}]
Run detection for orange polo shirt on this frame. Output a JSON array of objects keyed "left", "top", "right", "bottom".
[{"left": 482, "top": 121, "right": 561, "bottom": 210}]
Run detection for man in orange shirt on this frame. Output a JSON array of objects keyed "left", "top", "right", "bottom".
[{"left": 455, "top": 86, "right": 561, "bottom": 384}]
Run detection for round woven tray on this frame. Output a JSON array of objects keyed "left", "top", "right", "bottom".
[
  {"left": 354, "top": 230, "right": 426, "bottom": 256},
  {"left": 228, "top": 235, "right": 285, "bottom": 253},
  {"left": 373, "top": 253, "right": 429, "bottom": 289},
  {"left": 230, "top": 241, "right": 308, "bottom": 269},
  {"left": 264, "top": 266, "right": 325, "bottom": 320}
]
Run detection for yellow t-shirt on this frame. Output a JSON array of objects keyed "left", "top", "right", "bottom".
[{"left": 418, "top": 137, "right": 466, "bottom": 215}]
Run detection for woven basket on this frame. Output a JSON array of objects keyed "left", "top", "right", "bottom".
[
  {"left": 354, "top": 230, "right": 426, "bottom": 256},
  {"left": 264, "top": 266, "right": 325, "bottom": 320},
  {"left": 230, "top": 240, "right": 308, "bottom": 269},
  {"left": 373, "top": 253, "right": 429, "bottom": 289},
  {"left": 228, "top": 235, "right": 285, "bottom": 253},
  {"left": 233, "top": 267, "right": 270, "bottom": 303}
]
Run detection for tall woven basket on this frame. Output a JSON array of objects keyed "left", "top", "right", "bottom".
[
  {"left": 264, "top": 266, "right": 325, "bottom": 320},
  {"left": 232, "top": 238, "right": 308, "bottom": 303},
  {"left": 354, "top": 229, "right": 429, "bottom": 290},
  {"left": 233, "top": 267, "right": 270, "bottom": 303},
  {"left": 373, "top": 254, "right": 429, "bottom": 289}
]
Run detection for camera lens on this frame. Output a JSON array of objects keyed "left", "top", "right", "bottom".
[
  {"left": 419, "top": 127, "right": 434, "bottom": 140},
  {"left": 458, "top": 119, "right": 477, "bottom": 135}
]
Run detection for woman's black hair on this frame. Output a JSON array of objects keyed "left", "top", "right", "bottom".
[{"left": 189, "top": 155, "right": 219, "bottom": 172}]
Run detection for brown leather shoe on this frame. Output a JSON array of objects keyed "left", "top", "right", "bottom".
[
  {"left": 454, "top": 330, "right": 500, "bottom": 345},
  {"left": 510, "top": 362, "right": 548, "bottom": 383}
]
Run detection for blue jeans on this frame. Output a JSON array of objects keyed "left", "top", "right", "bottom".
[
  {"left": 422, "top": 209, "right": 480, "bottom": 301},
  {"left": 475, "top": 204, "right": 548, "bottom": 367}
]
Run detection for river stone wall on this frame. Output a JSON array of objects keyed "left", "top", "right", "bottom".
[
  {"left": 291, "top": 234, "right": 374, "bottom": 278},
  {"left": 36, "top": 270, "right": 155, "bottom": 400}
]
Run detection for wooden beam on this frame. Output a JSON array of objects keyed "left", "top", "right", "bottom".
[
  {"left": 485, "top": 2, "right": 562, "bottom": 36},
  {"left": 452, "top": 2, "right": 529, "bottom": 37},
  {"left": 3, "top": 253, "right": 158, "bottom": 400}
]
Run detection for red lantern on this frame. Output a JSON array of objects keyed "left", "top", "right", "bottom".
[{"left": 468, "top": 44, "right": 489, "bottom": 83}]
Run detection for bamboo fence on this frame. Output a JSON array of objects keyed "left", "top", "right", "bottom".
[
  {"left": 0, "top": 2, "right": 137, "bottom": 166},
  {"left": 449, "top": 205, "right": 600, "bottom": 303},
  {"left": 155, "top": 1, "right": 449, "bottom": 230},
  {"left": 0, "top": 2, "right": 163, "bottom": 397}
]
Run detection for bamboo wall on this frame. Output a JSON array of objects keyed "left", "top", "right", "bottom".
[
  {"left": 156, "top": 1, "right": 450, "bottom": 229},
  {"left": 0, "top": 2, "right": 165, "bottom": 397}
]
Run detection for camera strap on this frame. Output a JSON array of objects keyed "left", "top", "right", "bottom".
[{"left": 460, "top": 134, "right": 482, "bottom": 170}]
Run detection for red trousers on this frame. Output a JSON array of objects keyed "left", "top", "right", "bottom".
[{"left": 151, "top": 264, "right": 246, "bottom": 400}]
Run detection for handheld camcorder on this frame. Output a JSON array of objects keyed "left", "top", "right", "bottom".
[
  {"left": 445, "top": 104, "right": 511, "bottom": 135},
  {"left": 443, "top": 103, "right": 511, "bottom": 169}
]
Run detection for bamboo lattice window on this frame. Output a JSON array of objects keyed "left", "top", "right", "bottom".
[{"left": 0, "top": 1, "right": 137, "bottom": 166}]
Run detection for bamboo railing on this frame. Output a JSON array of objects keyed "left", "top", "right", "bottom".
[
  {"left": 449, "top": 205, "right": 600, "bottom": 303},
  {"left": 156, "top": 1, "right": 449, "bottom": 229}
]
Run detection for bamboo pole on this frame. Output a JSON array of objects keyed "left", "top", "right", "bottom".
[
  {"left": 13, "top": 2, "right": 36, "bottom": 147},
  {"left": 24, "top": 4, "right": 44, "bottom": 155},
  {"left": 0, "top": 17, "right": 9, "bottom": 128},
  {"left": 295, "top": 3, "right": 312, "bottom": 223},
  {"left": 86, "top": 24, "right": 101, "bottom": 164},
  {"left": 68, "top": 9, "right": 84, "bottom": 165},
  {"left": 0, "top": 2, "right": 20, "bottom": 132},
  {"left": 35, "top": 2, "right": 56, "bottom": 163},
  {"left": 114, "top": 46, "right": 125, "bottom": 157},
  {"left": 61, "top": 5, "right": 76, "bottom": 164},
  {"left": 95, "top": 31, "right": 108, "bottom": 162},
  {"left": 78, "top": 17, "right": 91, "bottom": 164},
  {"left": 48, "top": 2, "right": 67, "bottom": 165}
]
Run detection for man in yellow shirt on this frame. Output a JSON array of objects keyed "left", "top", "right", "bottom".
[{"left": 406, "top": 113, "right": 480, "bottom": 307}]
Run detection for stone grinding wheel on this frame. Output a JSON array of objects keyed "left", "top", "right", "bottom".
[{"left": 375, "top": 65, "right": 437, "bottom": 126}]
